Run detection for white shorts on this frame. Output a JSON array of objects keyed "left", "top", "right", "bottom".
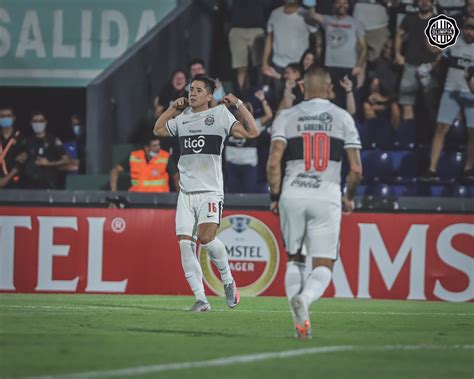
[
  {"left": 279, "top": 196, "right": 341, "bottom": 260},
  {"left": 176, "top": 191, "right": 224, "bottom": 238}
]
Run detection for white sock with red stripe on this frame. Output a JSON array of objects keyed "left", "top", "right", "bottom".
[
  {"left": 201, "top": 238, "right": 233, "bottom": 285},
  {"left": 179, "top": 240, "right": 207, "bottom": 303},
  {"left": 300, "top": 266, "right": 332, "bottom": 306}
]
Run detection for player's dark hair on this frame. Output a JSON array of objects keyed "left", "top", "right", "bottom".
[{"left": 192, "top": 75, "right": 216, "bottom": 95}]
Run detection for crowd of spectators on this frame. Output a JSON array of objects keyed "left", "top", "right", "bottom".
[
  {"left": 0, "top": 107, "right": 85, "bottom": 190},
  {"left": 2, "top": 0, "right": 473, "bottom": 194}
]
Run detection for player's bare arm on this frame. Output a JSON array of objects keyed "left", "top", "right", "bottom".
[
  {"left": 153, "top": 97, "right": 187, "bottom": 137},
  {"left": 223, "top": 94, "right": 260, "bottom": 139},
  {"left": 266, "top": 139, "right": 287, "bottom": 213},
  {"left": 342, "top": 148, "right": 363, "bottom": 214}
]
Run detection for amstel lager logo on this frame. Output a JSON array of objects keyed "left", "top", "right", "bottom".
[{"left": 200, "top": 214, "right": 279, "bottom": 296}]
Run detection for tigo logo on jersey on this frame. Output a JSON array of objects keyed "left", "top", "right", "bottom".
[
  {"left": 184, "top": 135, "right": 206, "bottom": 153},
  {"left": 425, "top": 14, "right": 460, "bottom": 49},
  {"left": 200, "top": 215, "right": 279, "bottom": 296}
]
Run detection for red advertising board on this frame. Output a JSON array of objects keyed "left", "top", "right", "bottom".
[{"left": 0, "top": 207, "right": 472, "bottom": 302}]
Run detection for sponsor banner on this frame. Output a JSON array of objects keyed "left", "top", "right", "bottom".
[
  {"left": 0, "top": 0, "right": 176, "bottom": 87},
  {"left": 0, "top": 207, "right": 472, "bottom": 302}
]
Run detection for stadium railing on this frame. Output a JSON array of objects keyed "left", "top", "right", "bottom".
[{"left": 0, "top": 191, "right": 472, "bottom": 213}]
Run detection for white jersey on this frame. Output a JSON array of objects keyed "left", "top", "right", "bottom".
[
  {"left": 443, "top": 36, "right": 474, "bottom": 92},
  {"left": 271, "top": 98, "right": 361, "bottom": 204},
  {"left": 166, "top": 104, "right": 238, "bottom": 193}
]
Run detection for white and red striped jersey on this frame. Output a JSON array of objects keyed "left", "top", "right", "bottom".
[{"left": 271, "top": 98, "right": 361, "bottom": 204}]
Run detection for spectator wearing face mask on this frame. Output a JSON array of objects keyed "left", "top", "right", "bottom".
[
  {"left": 0, "top": 106, "right": 27, "bottom": 188},
  {"left": 23, "top": 111, "right": 70, "bottom": 189}
]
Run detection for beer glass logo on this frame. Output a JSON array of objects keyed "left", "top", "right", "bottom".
[
  {"left": 200, "top": 214, "right": 279, "bottom": 296},
  {"left": 425, "top": 14, "right": 460, "bottom": 49}
]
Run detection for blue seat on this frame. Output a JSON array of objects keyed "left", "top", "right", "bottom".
[
  {"left": 356, "top": 120, "right": 375, "bottom": 149},
  {"left": 63, "top": 141, "right": 78, "bottom": 160},
  {"left": 393, "top": 119, "right": 416, "bottom": 149},
  {"left": 445, "top": 119, "right": 467, "bottom": 151},
  {"left": 390, "top": 183, "right": 418, "bottom": 197},
  {"left": 361, "top": 150, "right": 394, "bottom": 182},
  {"left": 437, "top": 152, "right": 464, "bottom": 180},
  {"left": 356, "top": 184, "right": 367, "bottom": 196},
  {"left": 391, "top": 150, "right": 419, "bottom": 182},
  {"left": 370, "top": 117, "right": 393, "bottom": 149},
  {"left": 365, "top": 183, "right": 392, "bottom": 197},
  {"left": 429, "top": 184, "right": 451, "bottom": 197},
  {"left": 449, "top": 184, "right": 474, "bottom": 197}
]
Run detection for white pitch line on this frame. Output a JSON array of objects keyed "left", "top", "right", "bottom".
[
  {"left": 1, "top": 304, "right": 473, "bottom": 317},
  {"left": 21, "top": 345, "right": 474, "bottom": 379}
]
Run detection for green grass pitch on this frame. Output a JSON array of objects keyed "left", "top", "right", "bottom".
[{"left": 0, "top": 294, "right": 473, "bottom": 378}]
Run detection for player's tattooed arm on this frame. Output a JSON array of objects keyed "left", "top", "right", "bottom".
[
  {"left": 242, "top": 120, "right": 251, "bottom": 132},
  {"left": 342, "top": 148, "right": 362, "bottom": 214},
  {"left": 345, "top": 148, "right": 362, "bottom": 200},
  {"left": 267, "top": 140, "right": 286, "bottom": 195},
  {"left": 224, "top": 94, "right": 260, "bottom": 139}
]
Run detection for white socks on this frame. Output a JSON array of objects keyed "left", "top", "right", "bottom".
[
  {"left": 285, "top": 261, "right": 305, "bottom": 301},
  {"left": 300, "top": 266, "right": 332, "bottom": 306},
  {"left": 179, "top": 240, "right": 207, "bottom": 303},
  {"left": 201, "top": 238, "right": 233, "bottom": 285}
]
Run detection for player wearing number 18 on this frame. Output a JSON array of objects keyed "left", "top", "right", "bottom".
[
  {"left": 154, "top": 75, "right": 259, "bottom": 312},
  {"left": 267, "top": 65, "right": 362, "bottom": 339}
]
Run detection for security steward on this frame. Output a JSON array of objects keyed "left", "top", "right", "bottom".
[{"left": 110, "top": 134, "right": 179, "bottom": 192}]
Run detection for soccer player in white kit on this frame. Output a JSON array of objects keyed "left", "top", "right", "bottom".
[
  {"left": 154, "top": 75, "right": 259, "bottom": 312},
  {"left": 267, "top": 66, "right": 362, "bottom": 339}
]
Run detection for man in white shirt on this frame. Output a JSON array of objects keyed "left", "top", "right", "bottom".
[
  {"left": 262, "top": 0, "right": 319, "bottom": 100},
  {"left": 154, "top": 76, "right": 259, "bottom": 312}
]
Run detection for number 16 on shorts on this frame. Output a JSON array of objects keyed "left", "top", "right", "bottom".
[{"left": 208, "top": 202, "right": 218, "bottom": 213}]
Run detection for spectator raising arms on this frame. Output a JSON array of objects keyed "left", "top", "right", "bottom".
[
  {"left": 309, "top": 0, "right": 367, "bottom": 108},
  {"left": 262, "top": 0, "right": 318, "bottom": 99}
]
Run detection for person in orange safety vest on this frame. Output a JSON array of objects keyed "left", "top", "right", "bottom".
[{"left": 110, "top": 135, "right": 179, "bottom": 192}]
